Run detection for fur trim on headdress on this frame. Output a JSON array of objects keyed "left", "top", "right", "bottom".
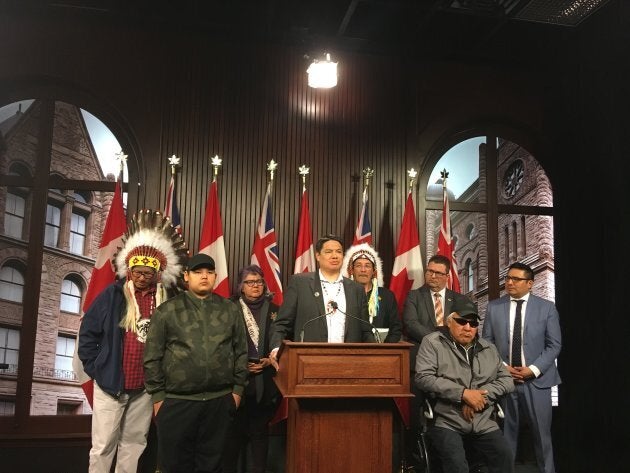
[
  {"left": 341, "top": 243, "right": 384, "bottom": 287},
  {"left": 115, "top": 209, "right": 188, "bottom": 287}
]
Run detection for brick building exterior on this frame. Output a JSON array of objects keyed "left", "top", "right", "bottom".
[
  {"left": 0, "top": 100, "right": 113, "bottom": 415},
  {"left": 426, "top": 139, "right": 555, "bottom": 326}
]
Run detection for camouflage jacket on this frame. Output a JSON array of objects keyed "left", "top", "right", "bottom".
[{"left": 144, "top": 291, "right": 248, "bottom": 402}]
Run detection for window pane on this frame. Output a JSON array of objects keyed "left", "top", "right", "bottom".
[
  {"left": 497, "top": 139, "right": 553, "bottom": 206},
  {"left": 55, "top": 336, "right": 75, "bottom": 373},
  {"left": 427, "top": 137, "right": 485, "bottom": 203},
  {"left": 0, "top": 265, "right": 25, "bottom": 303},
  {"left": 0, "top": 327, "right": 20, "bottom": 365},
  {"left": 69, "top": 213, "right": 86, "bottom": 255},
  {"left": 60, "top": 279, "right": 81, "bottom": 313},
  {"left": 4, "top": 192, "right": 26, "bottom": 239},
  {"left": 45, "top": 204, "right": 61, "bottom": 247}
]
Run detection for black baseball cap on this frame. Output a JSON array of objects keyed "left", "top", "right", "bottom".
[
  {"left": 186, "top": 253, "right": 216, "bottom": 271},
  {"left": 451, "top": 299, "right": 480, "bottom": 320}
]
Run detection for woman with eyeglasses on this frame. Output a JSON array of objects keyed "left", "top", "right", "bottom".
[{"left": 223, "top": 265, "right": 281, "bottom": 473}]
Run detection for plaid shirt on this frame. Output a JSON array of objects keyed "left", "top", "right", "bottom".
[{"left": 122, "top": 286, "right": 156, "bottom": 390}]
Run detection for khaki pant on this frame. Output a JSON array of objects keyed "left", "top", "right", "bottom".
[{"left": 89, "top": 382, "right": 153, "bottom": 473}]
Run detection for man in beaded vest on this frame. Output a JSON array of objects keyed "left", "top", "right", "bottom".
[{"left": 78, "top": 210, "right": 186, "bottom": 473}]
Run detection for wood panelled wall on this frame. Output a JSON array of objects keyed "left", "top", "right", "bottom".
[{"left": 148, "top": 41, "right": 411, "bottom": 291}]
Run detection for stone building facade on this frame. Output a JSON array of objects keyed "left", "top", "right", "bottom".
[{"left": 0, "top": 100, "right": 113, "bottom": 415}]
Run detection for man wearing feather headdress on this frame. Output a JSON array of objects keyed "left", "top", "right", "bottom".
[
  {"left": 78, "top": 210, "right": 187, "bottom": 473},
  {"left": 341, "top": 243, "right": 402, "bottom": 343}
]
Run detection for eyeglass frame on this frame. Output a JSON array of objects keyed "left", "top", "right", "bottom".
[
  {"left": 242, "top": 279, "right": 265, "bottom": 287},
  {"left": 505, "top": 275, "right": 531, "bottom": 283},
  {"left": 451, "top": 317, "right": 479, "bottom": 328},
  {"left": 426, "top": 269, "right": 448, "bottom": 278},
  {"left": 131, "top": 269, "right": 156, "bottom": 279}
]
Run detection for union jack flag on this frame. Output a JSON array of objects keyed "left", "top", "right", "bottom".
[
  {"left": 352, "top": 187, "right": 372, "bottom": 245},
  {"left": 164, "top": 174, "right": 182, "bottom": 234},
  {"left": 251, "top": 182, "right": 283, "bottom": 305}
]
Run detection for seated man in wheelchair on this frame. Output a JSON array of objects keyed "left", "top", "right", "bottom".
[{"left": 415, "top": 299, "right": 515, "bottom": 473}]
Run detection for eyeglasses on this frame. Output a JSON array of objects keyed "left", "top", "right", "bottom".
[
  {"left": 131, "top": 269, "right": 155, "bottom": 279},
  {"left": 243, "top": 279, "right": 264, "bottom": 287},
  {"left": 505, "top": 275, "right": 530, "bottom": 283},
  {"left": 452, "top": 317, "right": 479, "bottom": 328},
  {"left": 425, "top": 269, "right": 448, "bottom": 277}
]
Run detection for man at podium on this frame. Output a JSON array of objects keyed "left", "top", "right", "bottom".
[{"left": 269, "top": 234, "right": 374, "bottom": 364}]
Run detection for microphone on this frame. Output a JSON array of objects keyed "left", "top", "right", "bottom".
[
  {"left": 329, "top": 301, "right": 382, "bottom": 343},
  {"left": 299, "top": 310, "right": 332, "bottom": 342}
]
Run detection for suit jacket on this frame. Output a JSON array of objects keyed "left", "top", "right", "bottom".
[
  {"left": 482, "top": 293, "right": 562, "bottom": 389},
  {"left": 269, "top": 272, "right": 374, "bottom": 349},
  {"left": 402, "top": 285, "right": 471, "bottom": 368},
  {"left": 373, "top": 287, "right": 402, "bottom": 343}
]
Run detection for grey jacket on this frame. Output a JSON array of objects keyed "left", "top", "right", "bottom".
[{"left": 415, "top": 328, "right": 514, "bottom": 434}]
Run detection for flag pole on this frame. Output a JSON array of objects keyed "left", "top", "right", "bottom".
[
  {"left": 211, "top": 154, "right": 222, "bottom": 182},
  {"left": 362, "top": 166, "right": 374, "bottom": 193},
  {"left": 169, "top": 154, "right": 181, "bottom": 178},
  {"left": 299, "top": 164, "right": 309, "bottom": 191}
]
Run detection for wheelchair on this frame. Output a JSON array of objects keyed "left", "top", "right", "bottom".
[{"left": 414, "top": 398, "right": 505, "bottom": 473}]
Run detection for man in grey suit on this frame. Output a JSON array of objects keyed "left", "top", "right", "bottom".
[
  {"left": 269, "top": 235, "right": 374, "bottom": 363},
  {"left": 482, "top": 262, "right": 561, "bottom": 473},
  {"left": 402, "top": 254, "right": 471, "bottom": 467}
]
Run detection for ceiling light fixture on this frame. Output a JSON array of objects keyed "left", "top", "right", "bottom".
[{"left": 307, "top": 53, "right": 338, "bottom": 89}]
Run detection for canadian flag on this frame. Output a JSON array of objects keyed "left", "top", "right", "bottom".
[
  {"left": 437, "top": 185, "right": 461, "bottom": 292},
  {"left": 388, "top": 189, "right": 424, "bottom": 428},
  {"left": 199, "top": 179, "right": 230, "bottom": 298},
  {"left": 389, "top": 190, "right": 425, "bottom": 312},
  {"left": 293, "top": 187, "right": 315, "bottom": 274},
  {"left": 72, "top": 179, "right": 127, "bottom": 407},
  {"left": 251, "top": 182, "right": 283, "bottom": 305}
]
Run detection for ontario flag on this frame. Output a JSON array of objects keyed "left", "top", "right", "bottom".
[
  {"left": 164, "top": 173, "right": 182, "bottom": 235},
  {"left": 352, "top": 187, "right": 372, "bottom": 245},
  {"left": 251, "top": 182, "right": 283, "bottom": 305},
  {"left": 72, "top": 179, "right": 127, "bottom": 407},
  {"left": 389, "top": 189, "right": 424, "bottom": 428},
  {"left": 437, "top": 185, "right": 461, "bottom": 292},
  {"left": 199, "top": 179, "right": 230, "bottom": 298},
  {"left": 293, "top": 186, "right": 315, "bottom": 274}
]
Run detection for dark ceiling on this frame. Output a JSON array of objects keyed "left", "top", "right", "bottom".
[{"left": 4, "top": 0, "right": 627, "bottom": 68}]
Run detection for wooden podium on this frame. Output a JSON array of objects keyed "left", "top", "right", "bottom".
[{"left": 274, "top": 341, "right": 412, "bottom": 473}]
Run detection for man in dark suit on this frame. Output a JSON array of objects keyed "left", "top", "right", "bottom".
[
  {"left": 402, "top": 254, "right": 471, "bottom": 467},
  {"left": 482, "top": 262, "right": 561, "bottom": 473},
  {"left": 269, "top": 234, "right": 374, "bottom": 362}
]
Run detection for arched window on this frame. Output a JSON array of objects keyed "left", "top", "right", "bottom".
[
  {"left": 60, "top": 277, "right": 82, "bottom": 314},
  {"left": 0, "top": 262, "right": 25, "bottom": 303},
  {"left": 424, "top": 134, "right": 554, "bottom": 309}
]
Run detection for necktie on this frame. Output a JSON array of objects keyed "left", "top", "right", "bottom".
[
  {"left": 434, "top": 293, "right": 443, "bottom": 326},
  {"left": 512, "top": 299, "right": 524, "bottom": 367}
]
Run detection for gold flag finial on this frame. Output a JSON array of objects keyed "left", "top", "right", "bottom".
[
  {"left": 168, "top": 154, "right": 181, "bottom": 176},
  {"left": 407, "top": 168, "right": 417, "bottom": 189},
  {"left": 267, "top": 159, "right": 278, "bottom": 182},
  {"left": 298, "top": 164, "right": 310, "bottom": 189},
  {"left": 362, "top": 166, "right": 374, "bottom": 190},
  {"left": 211, "top": 155, "right": 222, "bottom": 179}
]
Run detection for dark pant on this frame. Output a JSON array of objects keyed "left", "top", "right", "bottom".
[
  {"left": 427, "top": 426, "right": 514, "bottom": 473},
  {"left": 223, "top": 396, "right": 275, "bottom": 473},
  {"left": 156, "top": 395, "right": 236, "bottom": 473}
]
